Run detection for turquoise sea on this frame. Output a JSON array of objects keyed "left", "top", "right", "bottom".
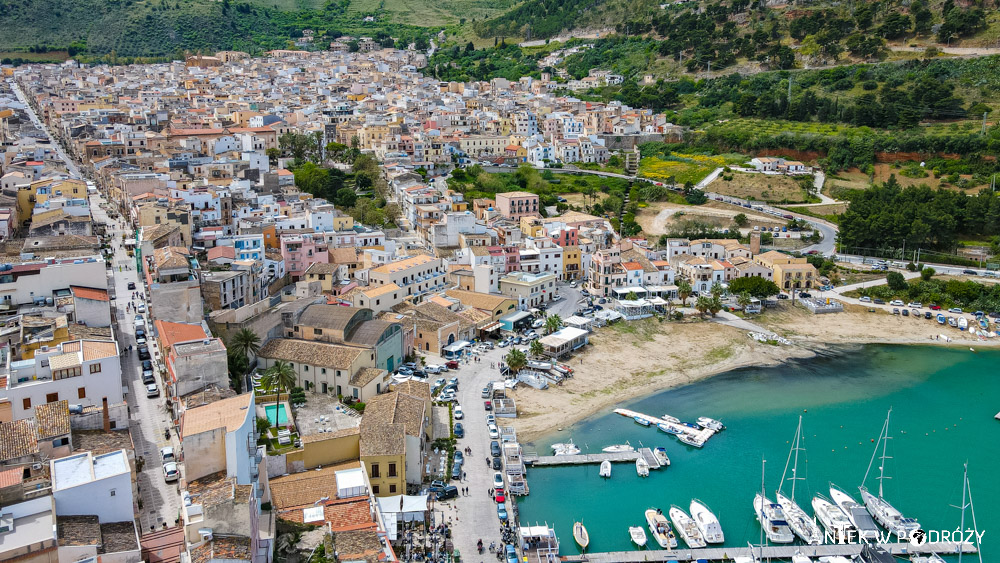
[{"left": 516, "top": 345, "right": 998, "bottom": 558}]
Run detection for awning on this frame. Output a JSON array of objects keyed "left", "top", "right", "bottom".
[{"left": 481, "top": 322, "right": 503, "bottom": 332}]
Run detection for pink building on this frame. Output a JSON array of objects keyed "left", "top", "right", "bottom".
[
  {"left": 489, "top": 246, "right": 520, "bottom": 273},
  {"left": 280, "top": 232, "right": 329, "bottom": 280},
  {"left": 550, "top": 226, "right": 578, "bottom": 248},
  {"left": 495, "top": 191, "right": 540, "bottom": 220}
]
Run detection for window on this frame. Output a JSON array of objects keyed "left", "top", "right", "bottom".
[
  {"left": 46, "top": 393, "right": 59, "bottom": 403},
  {"left": 371, "top": 463, "right": 380, "bottom": 478},
  {"left": 22, "top": 398, "right": 31, "bottom": 410},
  {"left": 314, "top": 328, "right": 322, "bottom": 336},
  {"left": 110, "top": 489, "right": 116, "bottom": 497},
  {"left": 372, "top": 485, "right": 379, "bottom": 494},
  {"left": 388, "top": 463, "right": 397, "bottom": 477},
  {"left": 78, "top": 387, "right": 86, "bottom": 399},
  {"left": 89, "top": 363, "right": 102, "bottom": 373},
  {"left": 389, "top": 484, "right": 397, "bottom": 493}
]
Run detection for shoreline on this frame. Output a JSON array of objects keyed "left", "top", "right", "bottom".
[{"left": 510, "top": 312, "right": 1000, "bottom": 444}]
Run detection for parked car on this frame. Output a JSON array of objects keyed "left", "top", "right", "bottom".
[
  {"left": 498, "top": 340, "right": 510, "bottom": 348},
  {"left": 924, "top": 311, "right": 933, "bottom": 319},
  {"left": 777, "top": 294, "right": 789, "bottom": 300},
  {"left": 482, "top": 387, "right": 492, "bottom": 398},
  {"left": 436, "top": 485, "right": 459, "bottom": 500},
  {"left": 454, "top": 405, "right": 464, "bottom": 419},
  {"left": 138, "top": 345, "right": 151, "bottom": 360},
  {"left": 453, "top": 450, "right": 464, "bottom": 464},
  {"left": 397, "top": 367, "right": 414, "bottom": 376},
  {"left": 433, "top": 378, "right": 445, "bottom": 388},
  {"left": 127, "top": 282, "right": 136, "bottom": 290},
  {"left": 425, "top": 365, "right": 443, "bottom": 374},
  {"left": 505, "top": 544, "right": 518, "bottom": 563},
  {"left": 491, "top": 440, "right": 501, "bottom": 457},
  {"left": 493, "top": 472, "right": 505, "bottom": 488},
  {"left": 963, "top": 269, "right": 978, "bottom": 275},
  {"left": 454, "top": 423, "right": 464, "bottom": 438},
  {"left": 494, "top": 489, "right": 506, "bottom": 503},
  {"left": 445, "top": 360, "right": 459, "bottom": 369},
  {"left": 497, "top": 504, "right": 508, "bottom": 522},
  {"left": 873, "top": 298, "right": 886, "bottom": 305},
  {"left": 137, "top": 302, "right": 146, "bottom": 313},
  {"left": 949, "top": 307, "right": 963, "bottom": 314},
  {"left": 428, "top": 480, "right": 446, "bottom": 493},
  {"left": 902, "top": 309, "right": 909, "bottom": 317},
  {"left": 908, "top": 302, "right": 922, "bottom": 308},
  {"left": 486, "top": 414, "right": 496, "bottom": 425},
  {"left": 451, "top": 463, "right": 462, "bottom": 480},
  {"left": 484, "top": 400, "right": 493, "bottom": 411},
  {"left": 859, "top": 296, "right": 872, "bottom": 303},
  {"left": 892, "top": 308, "right": 900, "bottom": 315},
  {"left": 163, "top": 462, "right": 179, "bottom": 482},
  {"left": 929, "top": 304, "right": 942, "bottom": 310},
  {"left": 492, "top": 456, "right": 503, "bottom": 470},
  {"left": 146, "top": 383, "right": 159, "bottom": 397},
  {"left": 798, "top": 292, "right": 812, "bottom": 298},
  {"left": 488, "top": 424, "right": 500, "bottom": 439},
  {"left": 160, "top": 447, "right": 175, "bottom": 463},
  {"left": 142, "top": 370, "right": 155, "bottom": 385},
  {"left": 890, "top": 300, "right": 905, "bottom": 307}
]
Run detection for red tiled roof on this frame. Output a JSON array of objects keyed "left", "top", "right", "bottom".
[
  {"left": 155, "top": 320, "right": 208, "bottom": 348},
  {"left": 70, "top": 286, "right": 110, "bottom": 302},
  {"left": 207, "top": 246, "right": 236, "bottom": 260},
  {"left": 621, "top": 261, "right": 642, "bottom": 271},
  {"left": 0, "top": 466, "right": 23, "bottom": 488}
]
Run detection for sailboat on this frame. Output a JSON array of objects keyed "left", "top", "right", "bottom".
[
  {"left": 636, "top": 456, "right": 650, "bottom": 477},
  {"left": 953, "top": 462, "right": 983, "bottom": 563},
  {"left": 573, "top": 521, "right": 589, "bottom": 550},
  {"left": 859, "top": 408, "right": 921, "bottom": 540},
  {"left": 754, "top": 459, "right": 795, "bottom": 543},
  {"left": 830, "top": 484, "right": 879, "bottom": 540},
  {"left": 645, "top": 508, "right": 678, "bottom": 548},
  {"left": 690, "top": 499, "right": 725, "bottom": 544},
  {"left": 811, "top": 493, "right": 855, "bottom": 542},
  {"left": 776, "top": 416, "right": 824, "bottom": 545},
  {"left": 669, "top": 505, "right": 707, "bottom": 548},
  {"left": 599, "top": 460, "right": 612, "bottom": 478}
]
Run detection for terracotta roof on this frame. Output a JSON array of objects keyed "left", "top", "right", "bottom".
[
  {"left": 360, "top": 283, "right": 400, "bottom": 299},
  {"left": 350, "top": 367, "right": 385, "bottom": 387},
  {"left": 370, "top": 254, "right": 436, "bottom": 275},
  {"left": 270, "top": 461, "right": 361, "bottom": 511},
  {"left": 0, "top": 419, "right": 39, "bottom": 462},
  {"left": 305, "top": 262, "right": 340, "bottom": 275},
  {"left": 333, "top": 528, "right": 384, "bottom": 560},
  {"left": 190, "top": 536, "right": 252, "bottom": 563},
  {"left": 0, "top": 466, "right": 24, "bottom": 489},
  {"left": 35, "top": 400, "right": 70, "bottom": 438},
  {"left": 154, "top": 246, "right": 190, "bottom": 269},
  {"left": 207, "top": 246, "right": 236, "bottom": 261},
  {"left": 70, "top": 286, "right": 109, "bottom": 302},
  {"left": 258, "top": 339, "right": 363, "bottom": 370},
  {"left": 82, "top": 340, "right": 118, "bottom": 361},
  {"left": 155, "top": 320, "right": 209, "bottom": 348},
  {"left": 181, "top": 394, "right": 251, "bottom": 437}
]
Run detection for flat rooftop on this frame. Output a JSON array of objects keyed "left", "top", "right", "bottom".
[
  {"left": 52, "top": 450, "right": 129, "bottom": 491},
  {"left": 292, "top": 393, "right": 361, "bottom": 438}
]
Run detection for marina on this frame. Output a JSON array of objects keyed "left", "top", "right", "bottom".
[
  {"left": 559, "top": 542, "right": 978, "bottom": 563},
  {"left": 524, "top": 447, "right": 665, "bottom": 469},
  {"left": 614, "top": 408, "right": 720, "bottom": 447}
]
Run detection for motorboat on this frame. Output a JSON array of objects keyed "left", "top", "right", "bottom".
[
  {"left": 653, "top": 446, "right": 670, "bottom": 466},
  {"left": 629, "top": 526, "right": 648, "bottom": 547},
  {"left": 552, "top": 441, "right": 580, "bottom": 456},
  {"left": 661, "top": 414, "right": 681, "bottom": 423},
  {"left": 910, "top": 554, "right": 947, "bottom": 563},
  {"left": 690, "top": 499, "right": 724, "bottom": 544},
  {"left": 937, "top": 313, "right": 946, "bottom": 324},
  {"left": 599, "top": 460, "right": 611, "bottom": 478},
  {"left": 645, "top": 508, "right": 678, "bottom": 548},
  {"left": 959, "top": 317, "right": 968, "bottom": 331},
  {"left": 657, "top": 423, "right": 681, "bottom": 435},
  {"left": 812, "top": 494, "right": 855, "bottom": 542},
  {"left": 636, "top": 456, "right": 649, "bottom": 477},
  {"left": 602, "top": 443, "right": 635, "bottom": 453},
  {"left": 792, "top": 555, "right": 813, "bottom": 563},
  {"left": 573, "top": 522, "right": 589, "bottom": 551},
  {"left": 860, "top": 408, "right": 921, "bottom": 540},
  {"left": 830, "top": 484, "right": 879, "bottom": 540},
  {"left": 776, "top": 417, "right": 824, "bottom": 545},
  {"left": 754, "top": 493, "right": 795, "bottom": 543},
  {"left": 697, "top": 416, "right": 725, "bottom": 431},
  {"left": 949, "top": 317, "right": 958, "bottom": 327},
  {"left": 680, "top": 421, "right": 700, "bottom": 430},
  {"left": 678, "top": 434, "right": 704, "bottom": 448},
  {"left": 669, "top": 505, "right": 707, "bottom": 548},
  {"left": 634, "top": 416, "right": 651, "bottom": 427},
  {"left": 776, "top": 492, "right": 824, "bottom": 545}
]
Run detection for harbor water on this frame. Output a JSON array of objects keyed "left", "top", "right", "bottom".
[{"left": 516, "top": 345, "right": 999, "bottom": 557}]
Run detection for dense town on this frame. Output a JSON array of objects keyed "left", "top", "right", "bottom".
[{"left": 0, "top": 45, "right": 843, "bottom": 563}]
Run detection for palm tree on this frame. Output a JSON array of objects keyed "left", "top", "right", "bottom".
[
  {"left": 505, "top": 348, "right": 527, "bottom": 375},
  {"left": 695, "top": 295, "right": 712, "bottom": 317},
  {"left": 710, "top": 282, "right": 724, "bottom": 299},
  {"left": 260, "top": 360, "right": 296, "bottom": 429},
  {"left": 544, "top": 314, "right": 562, "bottom": 334},
  {"left": 677, "top": 279, "right": 692, "bottom": 307},
  {"left": 228, "top": 328, "right": 261, "bottom": 391},
  {"left": 529, "top": 339, "right": 544, "bottom": 358},
  {"left": 708, "top": 295, "right": 723, "bottom": 317},
  {"left": 625, "top": 290, "right": 638, "bottom": 301},
  {"left": 737, "top": 291, "right": 752, "bottom": 314}
]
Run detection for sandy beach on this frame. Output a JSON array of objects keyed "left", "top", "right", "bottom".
[{"left": 509, "top": 303, "right": 1000, "bottom": 443}]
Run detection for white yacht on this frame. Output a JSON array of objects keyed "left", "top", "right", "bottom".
[
  {"left": 830, "top": 485, "right": 879, "bottom": 540},
  {"left": 776, "top": 492, "right": 823, "bottom": 545},
  {"left": 697, "top": 417, "right": 725, "bottom": 431},
  {"left": 689, "top": 499, "right": 724, "bottom": 544},
  {"left": 668, "top": 505, "right": 707, "bottom": 548},
  {"left": 754, "top": 493, "right": 795, "bottom": 543},
  {"left": 636, "top": 456, "right": 649, "bottom": 477},
  {"left": 645, "top": 508, "right": 678, "bottom": 548},
  {"left": 859, "top": 408, "right": 921, "bottom": 540},
  {"left": 812, "top": 494, "right": 855, "bottom": 542},
  {"left": 551, "top": 441, "right": 580, "bottom": 456},
  {"left": 602, "top": 443, "right": 635, "bottom": 453}
]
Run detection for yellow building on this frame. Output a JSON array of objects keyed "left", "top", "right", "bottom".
[
  {"left": 136, "top": 200, "right": 193, "bottom": 248},
  {"left": 519, "top": 216, "right": 545, "bottom": 237},
  {"left": 753, "top": 250, "right": 817, "bottom": 290},
  {"left": 284, "top": 427, "right": 361, "bottom": 470},
  {"left": 562, "top": 245, "right": 582, "bottom": 281},
  {"left": 20, "top": 315, "right": 70, "bottom": 359},
  {"left": 359, "top": 381, "right": 430, "bottom": 496},
  {"left": 303, "top": 262, "right": 341, "bottom": 293},
  {"left": 17, "top": 179, "right": 87, "bottom": 225},
  {"left": 331, "top": 213, "right": 355, "bottom": 231},
  {"left": 444, "top": 289, "right": 518, "bottom": 322}
]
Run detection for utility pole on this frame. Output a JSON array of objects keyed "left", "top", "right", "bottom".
[{"left": 982, "top": 111, "right": 988, "bottom": 135}]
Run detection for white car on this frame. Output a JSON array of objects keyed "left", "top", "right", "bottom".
[
  {"left": 889, "top": 300, "right": 904, "bottom": 307},
  {"left": 137, "top": 302, "right": 146, "bottom": 313},
  {"left": 134, "top": 315, "right": 145, "bottom": 328},
  {"left": 493, "top": 472, "right": 505, "bottom": 488},
  {"left": 163, "top": 462, "right": 179, "bottom": 482},
  {"left": 486, "top": 414, "right": 496, "bottom": 425},
  {"left": 570, "top": 280, "right": 578, "bottom": 287},
  {"left": 488, "top": 423, "right": 499, "bottom": 439},
  {"left": 425, "top": 365, "right": 443, "bottom": 374},
  {"left": 160, "top": 446, "right": 175, "bottom": 463},
  {"left": 454, "top": 405, "right": 464, "bottom": 419},
  {"left": 146, "top": 383, "right": 159, "bottom": 398},
  {"left": 859, "top": 296, "right": 871, "bottom": 303}
]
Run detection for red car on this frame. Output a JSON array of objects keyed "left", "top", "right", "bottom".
[
  {"left": 484, "top": 400, "right": 493, "bottom": 411},
  {"left": 445, "top": 360, "right": 459, "bottom": 369},
  {"left": 494, "top": 489, "right": 506, "bottom": 503},
  {"left": 929, "top": 304, "right": 941, "bottom": 310}
]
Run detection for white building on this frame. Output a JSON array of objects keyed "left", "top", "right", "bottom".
[
  {"left": 0, "top": 257, "right": 106, "bottom": 306},
  {"left": 51, "top": 449, "right": 133, "bottom": 523}
]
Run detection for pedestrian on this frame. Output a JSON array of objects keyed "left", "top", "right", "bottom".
[{"left": 463, "top": 471, "right": 467, "bottom": 480}]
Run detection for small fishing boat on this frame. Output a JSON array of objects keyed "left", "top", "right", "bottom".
[
  {"left": 552, "top": 441, "right": 580, "bottom": 456},
  {"left": 680, "top": 421, "right": 700, "bottom": 430},
  {"left": 636, "top": 457, "right": 650, "bottom": 477},
  {"left": 959, "top": 317, "right": 968, "bottom": 331},
  {"left": 669, "top": 505, "right": 707, "bottom": 548},
  {"left": 949, "top": 317, "right": 958, "bottom": 327},
  {"left": 697, "top": 417, "right": 725, "bottom": 431},
  {"left": 980, "top": 318, "right": 989, "bottom": 329},
  {"left": 661, "top": 414, "right": 681, "bottom": 424},
  {"left": 657, "top": 423, "right": 681, "bottom": 435},
  {"left": 599, "top": 460, "right": 612, "bottom": 478},
  {"left": 690, "top": 499, "right": 724, "bottom": 544},
  {"left": 602, "top": 443, "right": 635, "bottom": 453},
  {"left": 653, "top": 447, "right": 670, "bottom": 466},
  {"left": 645, "top": 508, "right": 678, "bottom": 548},
  {"left": 573, "top": 522, "right": 589, "bottom": 550},
  {"left": 633, "top": 416, "right": 651, "bottom": 427},
  {"left": 791, "top": 555, "right": 813, "bottom": 563},
  {"left": 678, "top": 434, "right": 704, "bottom": 448},
  {"left": 937, "top": 313, "right": 946, "bottom": 324},
  {"left": 629, "top": 526, "right": 648, "bottom": 547}
]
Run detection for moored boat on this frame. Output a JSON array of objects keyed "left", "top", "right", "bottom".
[
  {"left": 661, "top": 414, "right": 681, "bottom": 424},
  {"left": 644, "top": 508, "right": 678, "bottom": 549},
  {"left": 628, "top": 526, "right": 647, "bottom": 547},
  {"left": 830, "top": 484, "right": 879, "bottom": 540},
  {"left": 811, "top": 493, "right": 855, "bottom": 542},
  {"left": 657, "top": 423, "right": 681, "bottom": 435},
  {"left": 552, "top": 440, "right": 580, "bottom": 456},
  {"left": 754, "top": 493, "right": 795, "bottom": 543},
  {"left": 636, "top": 456, "right": 649, "bottom": 477},
  {"left": 669, "top": 505, "right": 707, "bottom": 548},
  {"left": 860, "top": 408, "right": 921, "bottom": 540},
  {"left": 678, "top": 434, "right": 704, "bottom": 448},
  {"left": 573, "top": 522, "right": 589, "bottom": 550},
  {"left": 690, "top": 499, "right": 724, "bottom": 544},
  {"left": 602, "top": 443, "right": 635, "bottom": 453},
  {"left": 959, "top": 317, "right": 968, "bottom": 331},
  {"left": 776, "top": 492, "right": 823, "bottom": 545},
  {"left": 680, "top": 421, "right": 700, "bottom": 430},
  {"left": 653, "top": 446, "right": 670, "bottom": 466},
  {"left": 697, "top": 416, "right": 725, "bottom": 431},
  {"left": 599, "top": 460, "right": 611, "bottom": 478},
  {"left": 633, "top": 416, "right": 651, "bottom": 427}
]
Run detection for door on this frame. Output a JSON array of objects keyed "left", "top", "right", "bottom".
[{"left": 386, "top": 356, "right": 394, "bottom": 373}]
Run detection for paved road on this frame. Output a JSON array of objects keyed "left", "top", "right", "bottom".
[
  {"left": 834, "top": 254, "right": 995, "bottom": 278},
  {"left": 91, "top": 190, "right": 182, "bottom": 533},
  {"left": 547, "top": 281, "right": 584, "bottom": 320},
  {"left": 7, "top": 78, "right": 82, "bottom": 179}
]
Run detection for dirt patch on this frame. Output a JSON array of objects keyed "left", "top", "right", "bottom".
[
  {"left": 786, "top": 203, "right": 848, "bottom": 215},
  {"left": 559, "top": 192, "right": 607, "bottom": 208},
  {"left": 753, "top": 149, "right": 825, "bottom": 163},
  {"left": 709, "top": 171, "right": 812, "bottom": 203},
  {"left": 872, "top": 164, "right": 989, "bottom": 193},
  {"left": 636, "top": 200, "right": 784, "bottom": 235}
]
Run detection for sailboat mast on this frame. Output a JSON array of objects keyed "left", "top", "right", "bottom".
[
  {"left": 791, "top": 416, "right": 802, "bottom": 501},
  {"left": 878, "top": 407, "right": 892, "bottom": 498},
  {"left": 959, "top": 462, "right": 968, "bottom": 563}
]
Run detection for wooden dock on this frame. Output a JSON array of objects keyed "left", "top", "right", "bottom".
[
  {"left": 560, "top": 541, "right": 977, "bottom": 562},
  {"left": 524, "top": 447, "right": 663, "bottom": 469},
  {"left": 615, "top": 408, "right": 719, "bottom": 447}
]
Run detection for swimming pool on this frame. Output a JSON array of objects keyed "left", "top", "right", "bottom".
[{"left": 263, "top": 404, "right": 288, "bottom": 425}]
